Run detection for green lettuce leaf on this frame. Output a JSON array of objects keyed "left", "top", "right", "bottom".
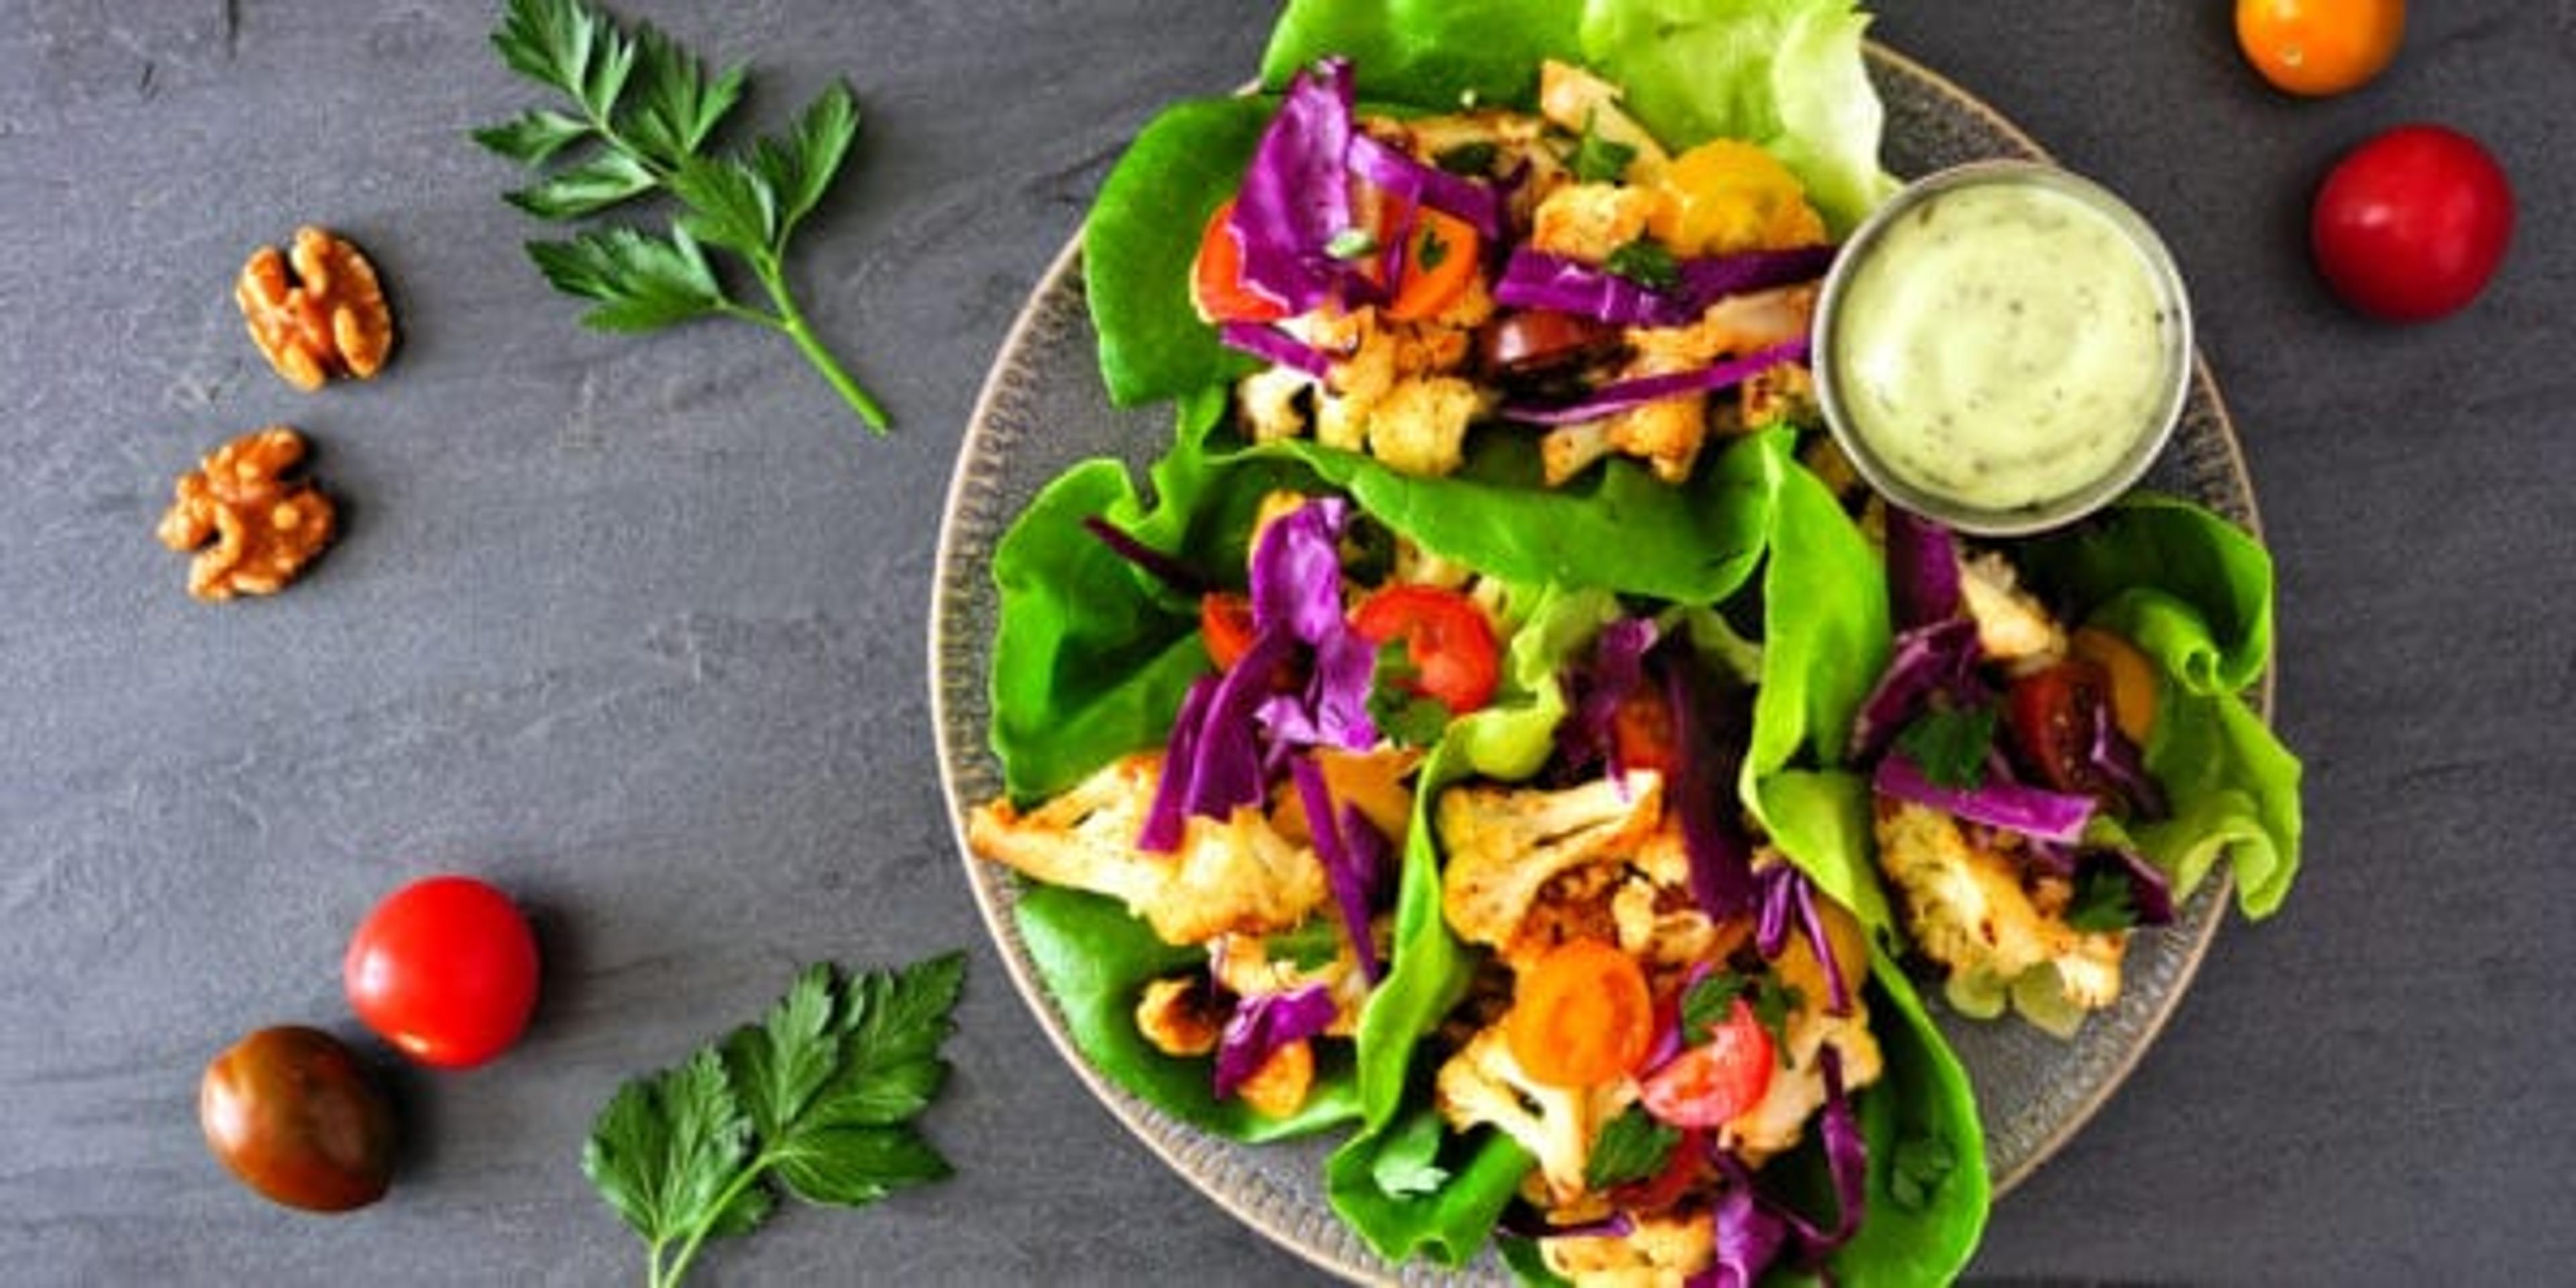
[
  {"left": 1014, "top": 884, "right": 1361, "bottom": 1142},
  {"left": 1736, "top": 427, "right": 1892, "bottom": 781},
  {"left": 1082, "top": 97, "right": 1271, "bottom": 406},
  {"left": 1261, "top": 0, "right": 1582, "bottom": 108},
  {"left": 2015, "top": 496, "right": 2303, "bottom": 918},
  {"left": 1578, "top": 0, "right": 1897, "bottom": 233}
]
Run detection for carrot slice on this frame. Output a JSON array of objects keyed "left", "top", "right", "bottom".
[
  {"left": 1384, "top": 207, "right": 1481, "bottom": 323},
  {"left": 1505, "top": 938, "right": 1654, "bottom": 1088}
]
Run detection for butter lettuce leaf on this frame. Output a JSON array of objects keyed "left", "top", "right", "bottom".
[{"left": 1082, "top": 97, "right": 1271, "bottom": 407}]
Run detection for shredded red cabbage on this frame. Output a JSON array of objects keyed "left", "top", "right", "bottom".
[
  {"left": 1883, "top": 507, "right": 1962, "bottom": 629},
  {"left": 1289, "top": 755, "right": 1389, "bottom": 982},
  {"left": 1754, "top": 865, "right": 1853, "bottom": 1016},
  {"left": 1138, "top": 675, "right": 1219, "bottom": 853},
  {"left": 1248, "top": 497, "right": 1377, "bottom": 751},
  {"left": 1660, "top": 631, "right": 1758, "bottom": 922},
  {"left": 1556, "top": 616, "right": 1660, "bottom": 779},
  {"left": 2096, "top": 846, "right": 2178, "bottom": 927},
  {"left": 1218, "top": 321, "right": 1336, "bottom": 378},
  {"left": 1875, "top": 751, "right": 2096, "bottom": 845},
  {"left": 1699, "top": 1157, "right": 1788, "bottom": 1288},
  {"left": 1501, "top": 337, "right": 1813, "bottom": 427},
  {"left": 2080, "top": 685, "right": 2169, "bottom": 820},
  {"left": 1212, "top": 983, "right": 1339, "bottom": 1100},
  {"left": 1080, "top": 513, "right": 1209, "bottom": 597},
  {"left": 1229, "top": 59, "right": 1367, "bottom": 314},
  {"left": 1847, "top": 619, "right": 1985, "bottom": 763},
  {"left": 1493, "top": 247, "right": 1835, "bottom": 329},
  {"left": 1694, "top": 1045, "right": 1869, "bottom": 1287},
  {"left": 1139, "top": 627, "right": 1299, "bottom": 852},
  {"left": 1346, "top": 132, "right": 1504, "bottom": 242},
  {"left": 1774, "top": 1044, "right": 1868, "bottom": 1255}
]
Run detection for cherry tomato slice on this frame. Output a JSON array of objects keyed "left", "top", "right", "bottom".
[
  {"left": 1190, "top": 199, "right": 1290, "bottom": 324},
  {"left": 345, "top": 875, "right": 540, "bottom": 1069},
  {"left": 1199, "top": 592, "right": 1258, "bottom": 672},
  {"left": 1349, "top": 585, "right": 1499, "bottom": 714},
  {"left": 1505, "top": 938, "right": 1654, "bottom": 1088},
  {"left": 2005, "top": 659, "right": 2120, "bottom": 799},
  {"left": 2311, "top": 124, "right": 2515, "bottom": 323},
  {"left": 1639, "top": 998, "right": 1776, "bottom": 1128}
]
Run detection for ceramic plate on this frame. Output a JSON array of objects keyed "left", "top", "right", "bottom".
[{"left": 932, "top": 44, "right": 2267, "bottom": 1284}]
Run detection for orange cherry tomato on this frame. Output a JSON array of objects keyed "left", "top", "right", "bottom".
[
  {"left": 2068, "top": 627, "right": 2160, "bottom": 745},
  {"left": 1191, "top": 199, "right": 1291, "bottom": 323},
  {"left": 1349, "top": 585, "right": 1501, "bottom": 714},
  {"left": 1638, "top": 998, "right": 1776, "bottom": 1128},
  {"left": 1384, "top": 207, "right": 1481, "bottom": 323},
  {"left": 2235, "top": 0, "right": 2404, "bottom": 97},
  {"left": 1505, "top": 939, "right": 1654, "bottom": 1088}
]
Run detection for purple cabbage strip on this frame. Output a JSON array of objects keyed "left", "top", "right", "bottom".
[
  {"left": 1229, "top": 58, "right": 1362, "bottom": 314},
  {"left": 1138, "top": 674, "right": 1220, "bottom": 853},
  {"left": 2081, "top": 688, "right": 2169, "bottom": 820},
  {"left": 1697, "top": 1155, "right": 1788, "bottom": 1288},
  {"left": 1693, "top": 1048, "right": 1870, "bottom": 1288},
  {"left": 1212, "top": 983, "right": 1339, "bottom": 1100},
  {"left": 1248, "top": 497, "right": 1377, "bottom": 752},
  {"left": 1493, "top": 246, "right": 1835, "bottom": 329},
  {"left": 1081, "top": 515, "right": 1208, "bottom": 596},
  {"left": 1144, "top": 625, "right": 1299, "bottom": 851},
  {"left": 1556, "top": 616, "right": 1660, "bottom": 780},
  {"left": 1660, "top": 633, "right": 1758, "bottom": 923},
  {"left": 1346, "top": 133, "right": 1505, "bottom": 241},
  {"left": 1754, "top": 865, "right": 1852, "bottom": 1016},
  {"left": 1875, "top": 751, "right": 2096, "bottom": 846},
  {"left": 1501, "top": 337, "right": 1813, "bottom": 427},
  {"left": 1847, "top": 618, "right": 1984, "bottom": 764},
  {"left": 1218, "top": 321, "right": 1337, "bottom": 378},
  {"left": 1289, "top": 756, "right": 1387, "bottom": 982},
  {"left": 1882, "top": 507, "right": 1961, "bottom": 630}
]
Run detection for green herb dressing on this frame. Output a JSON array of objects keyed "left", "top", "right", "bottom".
[{"left": 1827, "top": 180, "right": 2182, "bottom": 512}]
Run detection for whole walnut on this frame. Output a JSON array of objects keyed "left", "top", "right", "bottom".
[
  {"left": 236, "top": 227, "right": 394, "bottom": 390},
  {"left": 157, "top": 427, "right": 336, "bottom": 601}
]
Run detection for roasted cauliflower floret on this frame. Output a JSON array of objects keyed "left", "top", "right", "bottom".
[
  {"left": 1958, "top": 550, "right": 2068, "bottom": 665},
  {"left": 1436, "top": 1025, "right": 1597, "bottom": 1201},
  {"left": 967, "top": 753, "right": 1330, "bottom": 945},
  {"left": 1438, "top": 771, "right": 1666, "bottom": 955},
  {"left": 1134, "top": 976, "right": 1224, "bottom": 1057},
  {"left": 1537, "top": 61, "right": 1671, "bottom": 181},
  {"left": 1209, "top": 931, "right": 1367, "bottom": 1038},
  {"left": 1364, "top": 374, "right": 1484, "bottom": 477},
  {"left": 1874, "top": 798, "right": 2127, "bottom": 1022},
  {"left": 1236, "top": 364, "right": 1317, "bottom": 445},
  {"left": 1236, "top": 1038, "right": 1318, "bottom": 1119},
  {"left": 1532, "top": 181, "right": 1664, "bottom": 262},
  {"left": 1723, "top": 914, "right": 1885, "bottom": 1164},
  {"left": 1541, "top": 1212, "right": 1713, "bottom": 1287}
]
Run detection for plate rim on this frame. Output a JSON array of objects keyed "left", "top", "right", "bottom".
[{"left": 928, "top": 38, "right": 2275, "bottom": 1285}]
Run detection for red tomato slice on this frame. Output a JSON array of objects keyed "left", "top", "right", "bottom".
[
  {"left": 1639, "top": 998, "right": 1775, "bottom": 1128},
  {"left": 1199, "top": 592, "right": 1258, "bottom": 671},
  {"left": 1190, "top": 199, "right": 1290, "bottom": 324},
  {"left": 1348, "top": 585, "right": 1501, "bottom": 714},
  {"left": 2005, "top": 659, "right": 2118, "bottom": 798}
]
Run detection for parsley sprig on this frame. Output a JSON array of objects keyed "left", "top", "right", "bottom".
[
  {"left": 582, "top": 953, "right": 965, "bottom": 1288},
  {"left": 476, "top": 0, "right": 892, "bottom": 433}
]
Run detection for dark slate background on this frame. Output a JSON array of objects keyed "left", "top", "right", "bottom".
[{"left": 3, "top": 2, "right": 2567, "bottom": 1283}]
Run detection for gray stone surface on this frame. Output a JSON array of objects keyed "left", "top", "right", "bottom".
[{"left": 0, "top": 1, "right": 2565, "bottom": 1284}]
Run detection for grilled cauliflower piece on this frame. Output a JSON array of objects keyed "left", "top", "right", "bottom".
[
  {"left": 1532, "top": 181, "right": 1664, "bottom": 262},
  {"left": 1436, "top": 1024, "right": 1599, "bottom": 1201},
  {"left": 1723, "top": 915, "right": 1886, "bottom": 1164},
  {"left": 1873, "top": 798, "right": 2127, "bottom": 1020},
  {"left": 1364, "top": 374, "right": 1484, "bottom": 477},
  {"left": 1542, "top": 1212, "right": 1713, "bottom": 1287},
  {"left": 967, "top": 753, "right": 1330, "bottom": 945},
  {"left": 1537, "top": 61, "right": 1671, "bottom": 181},
  {"left": 1236, "top": 1039, "right": 1318, "bottom": 1119},
  {"left": 1209, "top": 931, "right": 1367, "bottom": 1039},
  {"left": 1236, "top": 364, "right": 1317, "bottom": 445},
  {"left": 1957, "top": 550, "right": 2068, "bottom": 666},
  {"left": 1438, "top": 771, "right": 1666, "bottom": 954},
  {"left": 1135, "top": 976, "right": 1223, "bottom": 1058}
]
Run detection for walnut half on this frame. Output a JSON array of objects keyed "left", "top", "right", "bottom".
[
  {"left": 236, "top": 227, "right": 394, "bottom": 390},
  {"left": 156, "top": 427, "right": 336, "bottom": 601}
]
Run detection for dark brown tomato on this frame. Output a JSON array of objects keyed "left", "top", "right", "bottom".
[
  {"left": 199, "top": 1026, "right": 396, "bottom": 1214},
  {"left": 2005, "top": 659, "right": 2118, "bottom": 799}
]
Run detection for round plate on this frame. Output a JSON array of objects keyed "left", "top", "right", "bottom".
[{"left": 932, "top": 44, "right": 2267, "bottom": 1285}]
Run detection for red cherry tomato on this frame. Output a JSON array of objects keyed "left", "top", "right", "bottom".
[
  {"left": 345, "top": 875, "right": 540, "bottom": 1069},
  {"left": 1348, "top": 585, "right": 1501, "bottom": 714},
  {"left": 1190, "top": 199, "right": 1290, "bottom": 324},
  {"left": 2005, "top": 659, "right": 2120, "bottom": 800},
  {"left": 1199, "top": 592, "right": 1258, "bottom": 671},
  {"left": 1638, "top": 998, "right": 1775, "bottom": 1128},
  {"left": 2311, "top": 124, "right": 2514, "bottom": 322}
]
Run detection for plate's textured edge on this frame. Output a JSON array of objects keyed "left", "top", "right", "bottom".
[{"left": 930, "top": 42, "right": 2277, "bottom": 1287}]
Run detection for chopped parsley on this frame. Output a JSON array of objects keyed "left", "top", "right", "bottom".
[
  {"left": 1433, "top": 142, "right": 1499, "bottom": 176},
  {"left": 1895, "top": 704, "right": 1998, "bottom": 790},
  {"left": 1604, "top": 238, "right": 1680, "bottom": 291},
  {"left": 2065, "top": 867, "right": 2141, "bottom": 932},
  {"left": 1571, "top": 117, "right": 1638, "bottom": 183},
  {"left": 1326, "top": 227, "right": 1380, "bottom": 260},
  {"left": 1368, "top": 641, "right": 1452, "bottom": 747},
  {"left": 1585, "top": 1104, "right": 1682, "bottom": 1191}
]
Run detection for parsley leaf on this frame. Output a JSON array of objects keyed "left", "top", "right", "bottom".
[
  {"left": 1679, "top": 969, "right": 1802, "bottom": 1067},
  {"left": 1585, "top": 1105, "right": 1681, "bottom": 1191},
  {"left": 1326, "top": 227, "right": 1381, "bottom": 260},
  {"left": 1366, "top": 641, "right": 1452, "bottom": 747},
  {"left": 478, "top": 0, "right": 892, "bottom": 433},
  {"left": 1416, "top": 225, "right": 1452, "bottom": 273},
  {"left": 582, "top": 953, "right": 965, "bottom": 1288},
  {"left": 1895, "top": 704, "right": 1998, "bottom": 790},
  {"left": 1432, "top": 142, "right": 1497, "bottom": 176},
  {"left": 1570, "top": 117, "right": 1637, "bottom": 183},
  {"left": 1371, "top": 1110, "right": 1453, "bottom": 1197},
  {"left": 2065, "top": 867, "right": 2140, "bottom": 932},
  {"left": 1604, "top": 238, "right": 1680, "bottom": 291}
]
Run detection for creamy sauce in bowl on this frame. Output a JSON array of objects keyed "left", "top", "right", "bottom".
[{"left": 1815, "top": 162, "right": 2191, "bottom": 533}]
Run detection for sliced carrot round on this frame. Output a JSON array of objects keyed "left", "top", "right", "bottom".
[{"left": 1505, "top": 938, "right": 1654, "bottom": 1088}]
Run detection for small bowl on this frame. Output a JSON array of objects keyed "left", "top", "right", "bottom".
[{"left": 1811, "top": 160, "right": 2193, "bottom": 535}]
